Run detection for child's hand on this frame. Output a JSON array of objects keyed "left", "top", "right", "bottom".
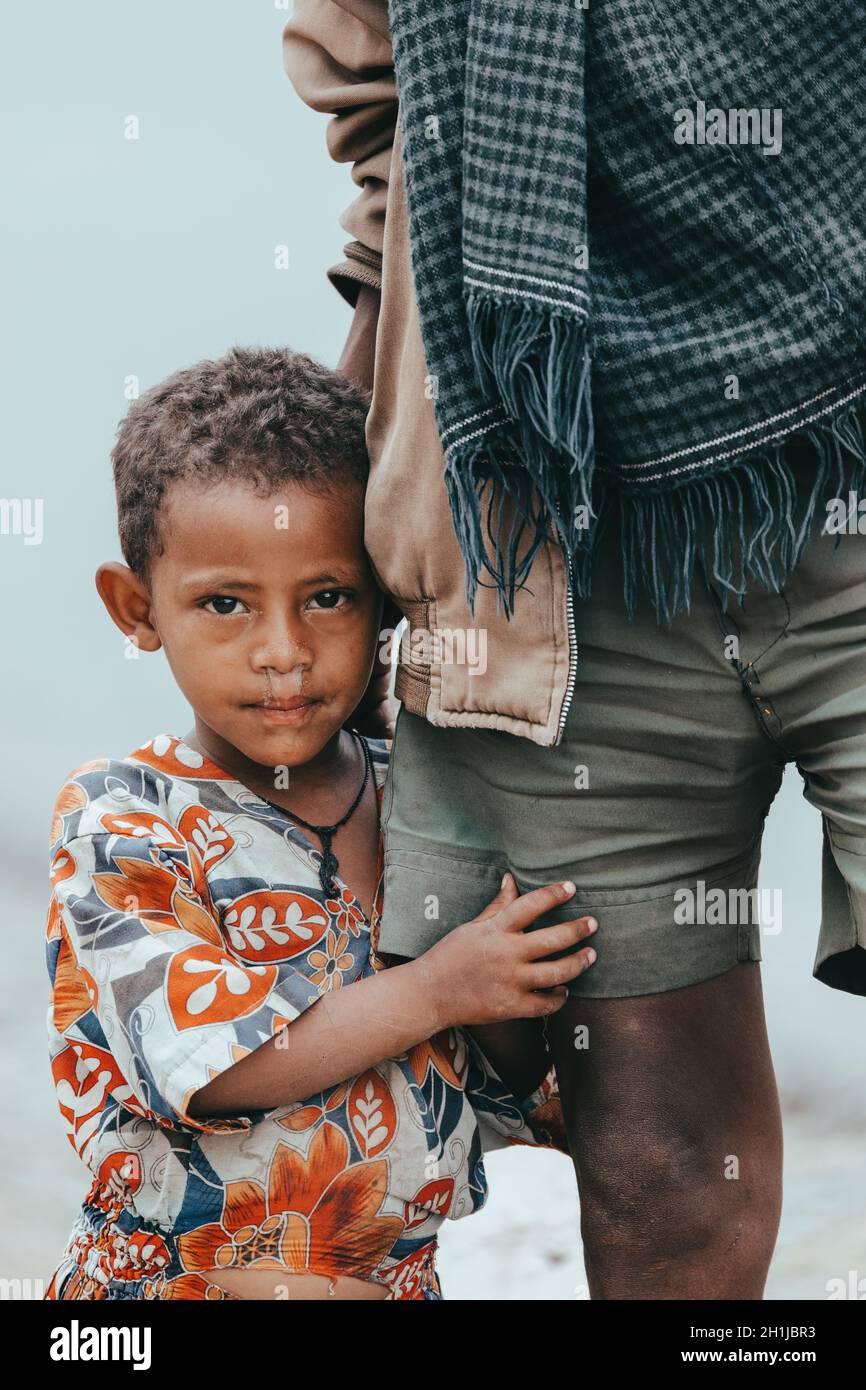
[{"left": 419, "top": 872, "right": 598, "bottom": 1029}]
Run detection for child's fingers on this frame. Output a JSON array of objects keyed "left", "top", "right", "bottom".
[
  {"left": 521, "top": 985, "right": 571, "bottom": 1017},
  {"left": 474, "top": 870, "right": 519, "bottom": 922},
  {"left": 526, "top": 944, "right": 597, "bottom": 991},
  {"left": 521, "top": 914, "right": 598, "bottom": 960},
  {"left": 495, "top": 881, "right": 578, "bottom": 933}
]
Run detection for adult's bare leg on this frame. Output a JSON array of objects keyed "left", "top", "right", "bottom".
[{"left": 545, "top": 961, "right": 783, "bottom": 1299}]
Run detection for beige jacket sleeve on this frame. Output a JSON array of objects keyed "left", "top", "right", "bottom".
[{"left": 282, "top": 0, "right": 396, "bottom": 307}]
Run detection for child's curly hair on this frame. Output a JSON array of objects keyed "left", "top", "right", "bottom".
[{"left": 111, "top": 345, "right": 371, "bottom": 581}]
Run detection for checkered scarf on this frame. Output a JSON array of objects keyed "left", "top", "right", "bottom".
[{"left": 388, "top": 0, "right": 866, "bottom": 621}]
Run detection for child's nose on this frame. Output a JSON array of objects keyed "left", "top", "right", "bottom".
[{"left": 250, "top": 611, "right": 311, "bottom": 675}]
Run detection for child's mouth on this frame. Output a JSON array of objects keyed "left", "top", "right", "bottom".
[{"left": 246, "top": 698, "right": 322, "bottom": 726}]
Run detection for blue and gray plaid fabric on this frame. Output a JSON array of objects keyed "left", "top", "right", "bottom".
[{"left": 388, "top": 0, "right": 866, "bottom": 620}]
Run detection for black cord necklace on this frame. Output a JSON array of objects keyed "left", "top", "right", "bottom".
[{"left": 257, "top": 729, "right": 373, "bottom": 897}]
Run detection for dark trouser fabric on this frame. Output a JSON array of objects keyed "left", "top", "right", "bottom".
[{"left": 379, "top": 452, "right": 866, "bottom": 998}]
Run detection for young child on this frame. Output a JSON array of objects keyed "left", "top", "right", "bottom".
[{"left": 44, "top": 346, "right": 598, "bottom": 1301}]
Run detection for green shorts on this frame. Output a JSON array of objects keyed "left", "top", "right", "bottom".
[{"left": 379, "top": 460, "right": 866, "bottom": 999}]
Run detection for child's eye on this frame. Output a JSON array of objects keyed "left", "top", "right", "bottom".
[
  {"left": 200, "top": 595, "right": 249, "bottom": 616},
  {"left": 310, "top": 589, "right": 352, "bottom": 610}
]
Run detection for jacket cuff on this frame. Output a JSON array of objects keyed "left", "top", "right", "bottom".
[{"left": 327, "top": 241, "right": 383, "bottom": 308}]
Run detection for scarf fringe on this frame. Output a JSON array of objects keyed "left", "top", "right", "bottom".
[
  {"left": 445, "top": 284, "right": 866, "bottom": 627},
  {"left": 614, "top": 388, "right": 866, "bottom": 624},
  {"left": 445, "top": 294, "right": 595, "bottom": 618}
]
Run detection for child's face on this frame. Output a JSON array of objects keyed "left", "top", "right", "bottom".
[{"left": 113, "top": 476, "right": 383, "bottom": 772}]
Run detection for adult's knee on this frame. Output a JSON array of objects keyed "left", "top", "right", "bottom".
[{"left": 575, "top": 1126, "right": 782, "bottom": 1295}]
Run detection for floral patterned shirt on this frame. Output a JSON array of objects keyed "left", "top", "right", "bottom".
[{"left": 45, "top": 734, "right": 564, "bottom": 1300}]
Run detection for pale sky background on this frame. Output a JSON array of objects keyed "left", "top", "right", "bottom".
[{"left": 0, "top": 1, "right": 862, "bottom": 1297}]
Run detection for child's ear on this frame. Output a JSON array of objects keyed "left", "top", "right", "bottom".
[{"left": 95, "top": 562, "right": 162, "bottom": 652}]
